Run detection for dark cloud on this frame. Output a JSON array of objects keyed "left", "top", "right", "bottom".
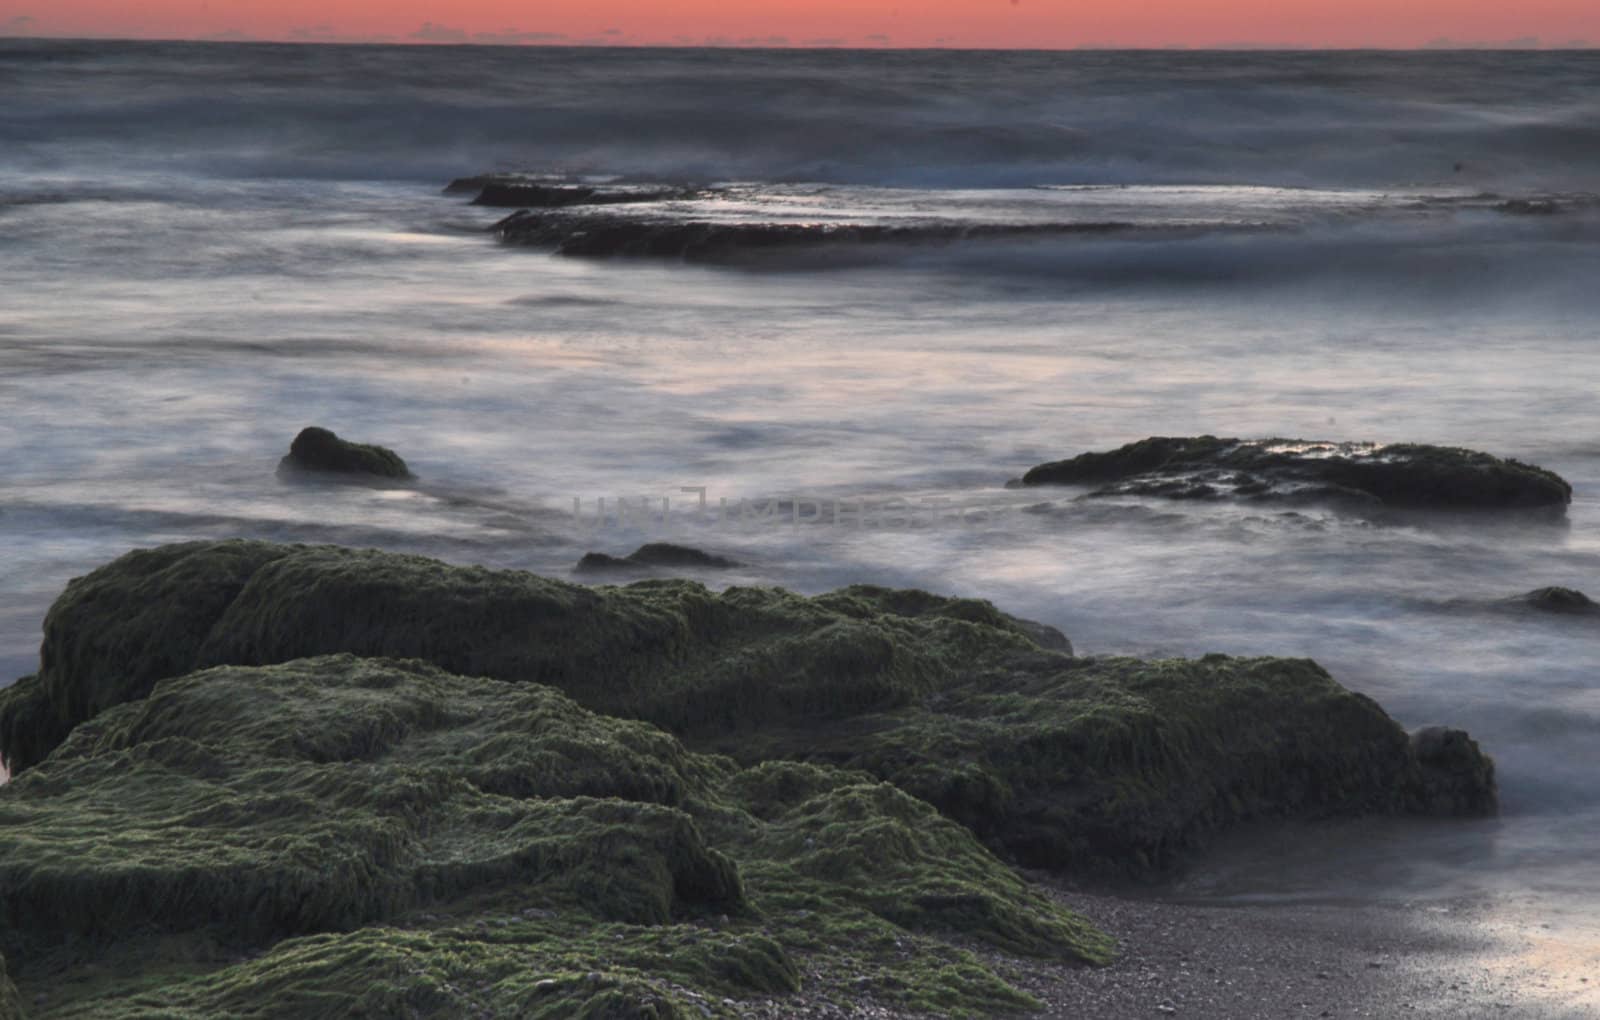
[
  {"left": 288, "top": 24, "right": 393, "bottom": 43},
  {"left": 802, "top": 37, "right": 845, "bottom": 47},
  {"left": 411, "top": 22, "right": 469, "bottom": 43},
  {"left": 1, "top": 14, "right": 37, "bottom": 36},
  {"left": 1209, "top": 39, "right": 1308, "bottom": 49},
  {"left": 471, "top": 28, "right": 568, "bottom": 44},
  {"left": 1423, "top": 35, "right": 1547, "bottom": 49},
  {"left": 201, "top": 28, "right": 256, "bottom": 42},
  {"left": 864, "top": 33, "right": 890, "bottom": 44},
  {"left": 736, "top": 35, "right": 789, "bottom": 47}
]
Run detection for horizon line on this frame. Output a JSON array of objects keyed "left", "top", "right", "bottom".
[{"left": 2, "top": 35, "right": 1596, "bottom": 52}]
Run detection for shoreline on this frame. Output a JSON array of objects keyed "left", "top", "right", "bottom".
[{"left": 988, "top": 883, "right": 1600, "bottom": 1020}]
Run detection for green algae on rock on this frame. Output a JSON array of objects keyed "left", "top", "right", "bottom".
[
  {"left": 576, "top": 542, "right": 745, "bottom": 573},
  {"left": 0, "top": 953, "right": 21, "bottom": 1020},
  {"left": 1015, "top": 436, "right": 1572, "bottom": 510},
  {"left": 2, "top": 540, "right": 1493, "bottom": 883},
  {"left": 276, "top": 426, "right": 411, "bottom": 481},
  {"left": 0, "top": 655, "right": 1107, "bottom": 1018},
  {"left": 1, "top": 656, "right": 744, "bottom": 947},
  {"left": 0, "top": 676, "right": 59, "bottom": 784},
  {"left": 756, "top": 653, "right": 1497, "bottom": 873},
  {"left": 11, "top": 541, "right": 1051, "bottom": 774}
]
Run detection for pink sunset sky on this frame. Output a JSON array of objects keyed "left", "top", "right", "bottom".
[{"left": 1, "top": 0, "right": 1597, "bottom": 49}]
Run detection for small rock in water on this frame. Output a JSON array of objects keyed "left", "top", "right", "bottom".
[
  {"left": 1516, "top": 586, "right": 1599, "bottom": 615},
  {"left": 1014, "top": 436, "right": 1572, "bottom": 512},
  {"left": 576, "top": 542, "right": 743, "bottom": 573},
  {"left": 277, "top": 426, "right": 411, "bottom": 481}
]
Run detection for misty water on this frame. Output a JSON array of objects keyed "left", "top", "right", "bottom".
[{"left": 3, "top": 40, "right": 1599, "bottom": 961}]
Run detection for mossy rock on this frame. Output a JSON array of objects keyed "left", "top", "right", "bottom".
[
  {"left": 1017, "top": 436, "right": 1571, "bottom": 510},
  {"left": 0, "top": 676, "right": 61, "bottom": 786},
  {"left": 11, "top": 542, "right": 1052, "bottom": 775},
  {"left": 763, "top": 653, "right": 1495, "bottom": 872},
  {"left": 0, "top": 655, "right": 1106, "bottom": 1018},
  {"left": 276, "top": 427, "right": 411, "bottom": 481},
  {"left": 721, "top": 762, "right": 1108, "bottom": 960},
  {"left": 577, "top": 543, "right": 744, "bottom": 573},
  {"left": 4, "top": 542, "right": 1494, "bottom": 879},
  {"left": 0, "top": 952, "right": 21, "bottom": 1020},
  {"left": 1, "top": 656, "right": 744, "bottom": 950}
]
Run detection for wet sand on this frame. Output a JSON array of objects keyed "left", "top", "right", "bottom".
[{"left": 991, "top": 882, "right": 1600, "bottom": 1020}]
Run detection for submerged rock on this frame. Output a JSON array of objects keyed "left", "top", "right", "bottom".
[
  {"left": 4, "top": 541, "right": 1495, "bottom": 883},
  {"left": 0, "top": 655, "right": 1107, "bottom": 1015},
  {"left": 577, "top": 543, "right": 744, "bottom": 573},
  {"left": 492, "top": 208, "right": 1133, "bottom": 260},
  {"left": 471, "top": 182, "right": 690, "bottom": 208},
  {"left": 1513, "top": 586, "right": 1599, "bottom": 615},
  {"left": 1016, "top": 436, "right": 1571, "bottom": 511},
  {"left": 277, "top": 426, "right": 411, "bottom": 481}
]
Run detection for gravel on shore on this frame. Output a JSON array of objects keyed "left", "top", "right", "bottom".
[{"left": 978, "top": 880, "right": 1600, "bottom": 1020}]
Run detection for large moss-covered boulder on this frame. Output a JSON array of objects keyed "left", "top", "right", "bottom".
[
  {"left": 0, "top": 655, "right": 1107, "bottom": 1018},
  {"left": 276, "top": 426, "right": 411, "bottom": 481},
  {"left": 4, "top": 542, "right": 1495, "bottom": 880},
  {"left": 1, "top": 656, "right": 743, "bottom": 948},
  {"left": 755, "top": 653, "right": 1495, "bottom": 872},
  {"left": 10, "top": 542, "right": 1055, "bottom": 775},
  {"left": 1016, "top": 436, "right": 1571, "bottom": 510}
]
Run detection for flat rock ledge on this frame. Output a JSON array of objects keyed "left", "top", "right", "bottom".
[{"left": 1014, "top": 436, "right": 1571, "bottom": 511}]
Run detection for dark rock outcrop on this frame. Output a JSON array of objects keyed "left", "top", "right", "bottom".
[
  {"left": 0, "top": 952, "right": 18, "bottom": 1020},
  {"left": 444, "top": 174, "right": 694, "bottom": 207},
  {"left": 1016, "top": 436, "right": 1571, "bottom": 511},
  {"left": 3, "top": 540, "right": 1496, "bottom": 882},
  {"left": 1408, "top": 726, "right": 1499, "bottom": 816},
  {"left": 576, "top": 542, "right": 744, "bottom": 573},
  {"left": 472, "top": 182, "right": 689, "bottom": 208},
  {"left": 1513, "top": 586, "right": 1599, "bottom": 615},
  {"left": 0, "top": 655, "right": 1107, "bottom": 1016},
  {"left": 492, "top": 209, "right": 1135, "bottom": 260},
  {"left": 277, "top": 426, "right": 411, "bottom": 481}
]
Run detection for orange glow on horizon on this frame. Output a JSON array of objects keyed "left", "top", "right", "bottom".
[{"left": 2, "top": 0, "right": 1598, "bottom": 50}]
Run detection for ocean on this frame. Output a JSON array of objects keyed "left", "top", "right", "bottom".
[{"left": 3, "top": 38, "right": 1599, "bottom": 958}]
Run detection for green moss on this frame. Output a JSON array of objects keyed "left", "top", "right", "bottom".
[
  {"left": 720, "top": 763, "right": 1112, "bottom": 962},
  {"left": 4, "top": 541, "right": 1494, "bottom": 882},
  {"left": 2, "top": 657, "right": 742, "bottom": 952},
  {"left": 0, "top": 952, "right": 21, "bottom": 1020},
  {"left": 7, "top": 542, "right": 1047, "bottom": 773},
  {"left": 51, "top": 927, "right": 709, "bottom": 1019},
  {"left": 0, "top": 675, "right": 62, "bottom": 780},
  {"left": 2, "top": 655, "right": 1104, "bottom": 1018},
  {"left": 795, "top": 653, "right": 1451, "bottom": 874}
]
